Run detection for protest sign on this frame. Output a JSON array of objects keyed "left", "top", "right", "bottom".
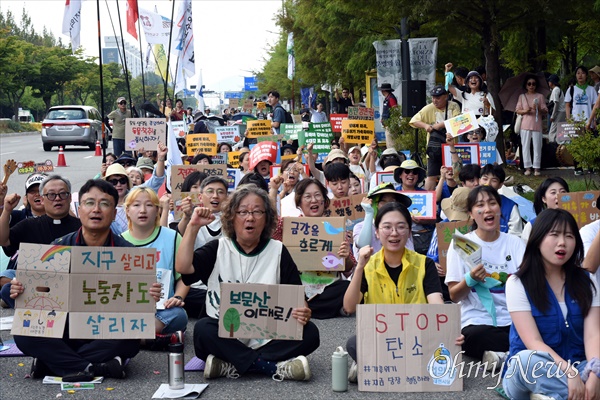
[
  {"left": 357, "top": 304, "right": 462, "bottom": 392},
  {"left": 212, "top": 153, "right": 227, "bottom": 165},
  {"left": 348, "top": 107, "right": 375, "bottom": 120},
  {"left": 375, "top": 171, "right": 398, "bottom": 186},
  {"left": 557, "top": 191, "right": 600, "bottom": 228},
  {"left": 186, "top": 134, "right": 217, "bottom": 156},
  {"left": 329, "top": 114, "right": 347, "bottom": 133},
  {"left": 170, "top": 121, "right": 187, "bottom": 138},
  {"left": 229, "top": 98, "right": 239, "bottom": 109},
  {"left": 478, "top": 142, "right": 497, "bottom": 165},
  {"left": 125, "top": 118, "right": 166, "bottom": 151},
  {"left": 12, "top": 244, "right": 156, "bottom": 340},
  {"left": 556, "top": 122, "right": 580, "bottom": 143},
  {"left": 402, "top": 191, "right": 436, "bottom": 219},
  {"left": 341, "top": 119, "right": 375, "bottom": 144},
  {"left": 298, "top": 122, "right": 334, "bottom": 153},
  {"left": 256, "top": 101, "right": 266, "bottom": 110},
  {"left": 246, "top": 120, "right": 273, "bottom": 138},
  {"left": 281, "top": 123, "right": 304, "bottom": 141},
  {"left": 17, "top": 160, "right": 54, "bottom": 175},
  {"left": 218, "top": 283, "right": 304, "bottom": 340},
  {"left": 228, "top": 151, "right": 243, "bottom": 168},
  {"left": 323, "top": 194, "right": 366, "bottom": 231},
  {"left": 226, "top": 168, "right": 243, "bottom": 191},
  {"left": 443, "top": 112, "right": 479, "bottom": 138},
  {"left": 248, "top": 142, "right": 278, "bottom": 170},
  {"left": 215, "top": 126, "right": 242, "bottom": 144},
  {"left": 282, "top": 217, "right": 346, "bottom": 271},
  {"left": 435, "top": 220, "right": 471, "bottom": 271},
  {"left": 441, "top": 144, "right": 480, "bottom": 167},
  {"left": 173, "top": 192, "right": 203, "bottom": 220},
  {"left": 170, "top": 165, "right": 228, "bottom": 198},
  {"left": 243, "top": 99, "right": 254, "bottom": 110}
]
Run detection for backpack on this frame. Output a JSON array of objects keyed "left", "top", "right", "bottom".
[{"left": 276, "top": 105, "right": 294, "bottom": 123}]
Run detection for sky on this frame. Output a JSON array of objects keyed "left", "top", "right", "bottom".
[{"left": 1, "top": 0, "right": 283, "bottom": 97}]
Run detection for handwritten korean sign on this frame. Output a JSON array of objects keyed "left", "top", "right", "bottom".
[
  {"left": 282, "top": 217, "right": 346, "bottom": 271},
  {"left": 125, "top": 118, "right": 165, "bottom": 150},
  {"left": 215, "top": 126, "right": 242, "bottom": 144},
  {"left": 218, "top": 283, "right": 304, "bottom": 340},
  {"left": 557, "top": 191, "right": 600, "bottom": 228},
  {"left": 17, "top": 160, "right": 54, "bottom": 175},
  {"left": 357, "top": 304, "right": 462, "bottom": 393},
  {"left": 342, "top": 119, "right": 375, "bottom": 144},
  {"left": 173, "top": 192, "right": 203, "bottom": 220},
  {"left": 246, "top": 120, "right": 273, "bottom": 138},
  {"left": 170, "top": 164, "right": 228, "bottom": 199},
  {"left": 324, "top": 194, "right": 366, "bottom": 231}
]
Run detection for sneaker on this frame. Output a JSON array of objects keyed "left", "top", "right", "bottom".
[
  {"left": 530, "top": 394, "right": 555, "bottom": 400},
  {"left": 272, "top": 356, "right": 310, "bottom": 381},
  {"left": 348, "top": 360, "right": 358, "bottom": 383},
  {"left": 30, "top": 358, "right": 52, "bottom": 379},
  {"left": 574, "top": 168, "right": 584, "bottom": 176},
  {"left": 62, "top": 371, "right": 95, "bottom": 383},
  {"left": 204, "top": 354, "right": 239, "bottom": 379},
  {"left": 482, "top": 350, "right": 507, "bottom": 372},
  {"left": 91, "top": 356, "right": 125, "bottom": 379}
]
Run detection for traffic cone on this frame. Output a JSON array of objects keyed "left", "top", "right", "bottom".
[
  {"left": 95, "top": 140, "right": 102, "bottom": 156},
  {"left": 57, "top": 146, "right": 67, "bottom": 167}
]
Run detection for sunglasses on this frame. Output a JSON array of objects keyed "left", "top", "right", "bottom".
[
  {"left": 119, "top": 101, "right": 126, "bottom": 105},
  {"left": 108, "top": 177, "right": 128, "bottom": 186},
  {"left": 526, "top": 82, "right": 536, "bottom": 87},
  {"left": 404, "top": 170, "right": 419, "bottom": 175}
]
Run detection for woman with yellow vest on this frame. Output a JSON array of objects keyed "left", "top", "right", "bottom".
[{"left": 342, "top": 202, "right": 447, "bottom": 382}]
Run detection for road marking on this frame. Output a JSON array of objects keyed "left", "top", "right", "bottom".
[
  {"left": 84, "top": 156, "right": 94, "bottom": 159},
  {"left": 0, "top": 152, "right": 16, "bottom": 156}
]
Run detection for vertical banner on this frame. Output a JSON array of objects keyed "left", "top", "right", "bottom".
[
  {"left": 287, "top": 33, "right": 295, "bottom": 80},
  {"left": 408, "top": 38, "right": 438, "bottom": 95},
  {"left": 373, "top": 39, "right": 402, "bottom": 112}
]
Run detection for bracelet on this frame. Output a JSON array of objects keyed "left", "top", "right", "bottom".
[
  {"left": 450, "top": 151, "right": 457, "bottom": 154},
  {"left": 158, "top": 157, "right": 165, "bottom": 161},
  {"left": 464, "top": 272, "right": 477, "bottom": 287},
  {"left": 581, "top": 357, "right": 600, "bottom": 383}
]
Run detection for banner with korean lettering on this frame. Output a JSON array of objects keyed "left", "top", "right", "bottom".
[
  {"left": 170, "top": 164, "right": 228, "bottom": 199},
  {"left": 246, "top": 120, "right": 272, "bottom": 138},
  {"left": 186, "top": 133, "right": 217, "bottom": 156},
  {"left": 282, "top": 217, "right": 345, "bottom": 271},
  {"left": 324, "top": 194, "right": 366, "bottom": 231},
  {"left": 329, "top": 114, "right": 347, "bottom": 133},
  {"left": 281, "top": 123, "right": 304, "bottom": 141},
  {"left": 478, "top": 142, "right": 497, "bottom": 165},
  {"left": 173, "top": 192, "right": 202, "bottom": 220},
  {"left": 17, "top": 160, "right": 54, "bottom": 175},
  {"left": 125, "top": 118, "right": 166, "bottom": 151},
  {"left": 357, "top": 304, "right": 462, "bottom": 392},
  {"left": 403, "top": 191, "right": 436, "bottom": 220},
  {"left": 441, "top": 144, "right": 480, "bottom": 167},
  {"left": 218, "top": 283, "right": 304, "bottom": 340},
  {"left": 298, "top": 122, "right": 334, "bottom": 153},
  {"left": 444, "top": 112, "right": 479, "bottom": 138},
  {"left": 228, "top": 151, "right": 243, "bottom": 168},
  {"left": 348, "top": 107, "right": 375, "bottom": 120},
  {"left": 557, "top": 191, "right": 600, "bottom": 228},
  {"left": 435, "top": 221, "right": 470, "bottom": 272},
  {"left": 215, "top": 126, "right": 242, "bottom": 144},
  {"left": 341, "top": 119, "right": 375, "bottom": 144}
]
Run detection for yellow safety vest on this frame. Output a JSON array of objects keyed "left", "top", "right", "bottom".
[{"left": 363, "top": 248, "right": 427, "bottom": 305}]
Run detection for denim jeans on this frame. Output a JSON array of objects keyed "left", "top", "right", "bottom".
[
  {"left": 0, "top": 269, "right": 16, "bottom": 309},
  {"left": 502, "top": 350, "right": 587, "bottom": 400},
  {"left": 156, "top": 306, "right": 188, "bottom": 334}
]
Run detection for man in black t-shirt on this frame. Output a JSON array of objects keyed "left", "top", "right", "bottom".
[{"left": 334, "top": 88, "right": 354, "bottom": 113}]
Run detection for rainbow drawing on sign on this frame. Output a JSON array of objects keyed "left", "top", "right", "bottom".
[{"left": 40, "top": 246, "right": 71, "bottom": 262}]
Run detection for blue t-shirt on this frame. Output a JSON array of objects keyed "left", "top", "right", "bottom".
[{"left": 272, "top": 103, "right": 286, "bottom": 134}]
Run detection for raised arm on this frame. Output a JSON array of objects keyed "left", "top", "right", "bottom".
[
  {"left": 343, "top": 245, "right": 372, "bottom": 314},
  {"left": 175, "top": 207, "right": 214, "bottom": 275}
]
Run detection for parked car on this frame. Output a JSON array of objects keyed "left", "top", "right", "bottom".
[{"left": 41, "top": 106, "right": 108, "bottom": 151}]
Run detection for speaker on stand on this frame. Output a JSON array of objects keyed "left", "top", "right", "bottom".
[{"left": 402, "top": 80, "right": 427, "bottom": 168}]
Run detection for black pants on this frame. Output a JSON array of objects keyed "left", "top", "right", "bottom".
[
  {"left": 183, "top": 287, "right": 207, "bottom": 319},
  {"left": 14, "top": 334, "right": 140, "bottom": 376},
  {"left": 346, "top": 334, "right": 358, "bottom": 362},
  {"left": 193, "top": 317, "right": 320, "bottom": 374},
  {"left": 308, "top": 280, "right": 350, "bottom": 319},
  {"left": 461, "top": 324, "right": 510, "bottom": 360}
]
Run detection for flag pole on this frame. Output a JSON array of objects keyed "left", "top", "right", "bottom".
[
  {"left": 114, "top": 0, "right": 133, "bottom": 112},
  {"left": 136, "top": 9, "right": 146, "bottom": 103},
  {"left": 97, "top": 0, "right": 106, "bottom": 162},
  {"left": 164, "top": 0, "right": 177, "bottom": 142}
]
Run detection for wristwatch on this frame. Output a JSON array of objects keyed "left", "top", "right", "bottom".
[{"left": 173, "top": 295, "right": 183, "bottom": 301}]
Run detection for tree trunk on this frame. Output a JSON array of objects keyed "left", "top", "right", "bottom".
[{"left": 536, "top": 20, "right": 547, "bottom": 72}]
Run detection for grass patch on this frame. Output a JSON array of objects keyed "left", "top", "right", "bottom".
[{"left": 0, "top": 121, "right": 41, "bottom": 134}]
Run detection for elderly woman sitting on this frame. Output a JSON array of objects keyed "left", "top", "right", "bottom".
[{"left": 176, "top": 185, "right": 320, "bottom": 381}]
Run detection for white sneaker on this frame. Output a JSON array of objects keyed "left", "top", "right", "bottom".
[
  {"left": 348, "top": 360, "right": 358, "bottom": 383},
  {"left": 203, "top": 354, "right": 239, "bottom": 379},
  {"left": 272, "top": 356, "right": 311, "bottom": 381},
  {"left": 530, "top": 394, "right": 555, "bottom": 400},
  {"left": 482, "top": 350, "right": 508, "bottom": 372}
]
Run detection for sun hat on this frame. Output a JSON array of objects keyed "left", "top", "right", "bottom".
[
  {"left": 324, "top": 149, "right": 349, "bottom": 165},
  {"left": 367, "top": 182, "right": 412, "bottom": 208},
  {"left": 104, "top": 163, "right": 131, "bottom": 189},
  {"left": 393, "top": 159, "right": 426, "bottom": 184},
  {"left": 378, "top": 148, "right": 402, "bottom": 169},
  {"left": 136, "top": 157, "right": 155, "bottom": 171},
  {"left": 377, "top": 83, "right": 395, "bottom": 92},
  {"left": 441, "top": 187, "right": 472, "bottom": 221}
]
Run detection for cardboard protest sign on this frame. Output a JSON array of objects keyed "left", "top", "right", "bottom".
[
  {"left": 441, "top": 143, "right": 480, "bottom": 167},
  {"left": 246, "top": 120, "right": 272, "bottom": 138},
  {"left": 170, "top": 164, "right": 228, "bottom": 198},
  {"left": 228, "top": 151, "right": 243, "bottom": 169},
  {"left": 281, "top": 123, "right": 304, "bottom": 141},
  {"left": 170, "top": 121, "right": 187, "bottom": 138},
  {"left": 444, "top": 112, "right": 479, "bottom": 138},
  {"left": 226, "top": 168, "right": 243, "bottom": 191},
  {"left": 298, "top": 122, "right": 334, "bottom": 153},
  {"left": 403, "top": 191, "right": 436, "bottom": 220},
  {"left": 478, "top": 142, "right": 497, "bottom": 165},
  {"left": 324, "top": 194, "right": 366, "bottom": 231},
  {"left": 375, "top": 171, "right": 398, "bottom": 186},
  {"left": 243, "top": 99, "right": 254, "bottom": 110},
  {"left": 212, "top": 153, "right": 227, "bottom": 165},
  {"left": 12, "top": 244, "right": 156, "bottom": 340},
  {"left": 282, "top": 217, "right": 346, "bottom": 271},
  {"left": 17, "top": 160, "right": 54, "bottom": 175},
  {"left": 556, "top": 122, "right": 580, "bottom": 143},
  {"left": 186, "top": 134, "right": 217, "bottom": 156},
  {"left": 557, "top": 191, "right": 600, "bottom": 228},
  {"left": 218, "top": 283, "right": 304, "bottom": 340},
  {"left": 357, "top": 304, "right": 462, "bottom": 393},
  {"left": 348, "top": 107, "right": 375, "bottom": 120},
  {"left": 342, "top": 119, "right": 375, "bottom": 144},
  {"left": 215, "top": 126, "right": 242, "bottom": 144},
  {"left": 248, "top": 142, "right": 278, "bottom": 170},
  {"left": 256, "top": 101, "right": 266, "bottom": 110},
  {"left": 125, "top": 118, "right": 166, "bottom": 151},
  {"left": 229, "top": 98, "right": 239, "bottom": 109},
  {"left": 173, "top": 192, "right": 203, "bottom": 220},
  {"left": 435, "top": 220, "right": 471, "bottom": 271},
  {"left": 329, "top": 114, "right": 347, "bottom": 133}
]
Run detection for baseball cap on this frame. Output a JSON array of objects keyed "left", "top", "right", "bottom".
[
  {"left": 25, "top": 173, "right": 48, "bottom": 191},
  {"left": 117, "top": 97, "right": 126, "bottom": 104},
  {"left": 430, "top": 85, "right": 448, "bottom": 97}
]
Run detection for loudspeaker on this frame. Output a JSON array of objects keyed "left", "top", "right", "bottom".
[
  {"left": 261, "top": 95, "right": 268, "bottom": 101},
  {"left": 402, "top": 80, "right": 426, "bottom": 118}
]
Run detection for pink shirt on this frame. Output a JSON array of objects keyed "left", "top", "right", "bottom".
[{"left": 516, "top": 93, "right": 548, "bottom": 132}]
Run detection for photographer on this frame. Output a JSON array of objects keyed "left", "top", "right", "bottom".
[{"left": 409, "top": 85, "right": 461, "bottom": 190}]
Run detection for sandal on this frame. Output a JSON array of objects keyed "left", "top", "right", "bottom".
[
  {"left": 534, "top": 169, "right": 541, "bottom": 176},
  {"left": 524, "top": 169, "right": 531, "bottom": 176}
]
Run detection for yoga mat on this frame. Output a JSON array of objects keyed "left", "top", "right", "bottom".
[
  {"left": 0, "top": 340, "right": 25, "bottom": 357},
  {"left": 184, "top": 357, "right": 205, "bottom": 371}
]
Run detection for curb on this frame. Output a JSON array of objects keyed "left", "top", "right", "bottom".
[{"left": 0, "top": 131, "right": 40, "bottom": 137}]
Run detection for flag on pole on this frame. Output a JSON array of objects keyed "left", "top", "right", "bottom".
[
  {"left": 126, "top": 0, "right": 139, "bottom": 39},
  {"left": 287, "top": 32, "right": 295, "bottom": 80},
  {"left": 166, "top": 121, "right": 183, "bottom": 191},
  {"left": 62, "top": 0, "right": 82, "bottom": 54},
  {"left": 154, "top": 44, "right": 169, "bottom": 81},
  {"left": 138, "top": 7, "right": 171, "bottom": 45},
  {"left": 171, "top": 0, "right": 195, "bottom": 79},
  {"left": 194, "top": 70, "right": 206, "bottom": 112}
]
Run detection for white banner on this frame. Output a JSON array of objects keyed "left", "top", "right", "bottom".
[
  {"left": 287, "top": 32, "right": 295, "bottom": 81},
  {"left": 373, "top": 39, "right": 402, "bottom": 129},
  {"left": 171, "top": 0, "right": 195, "bottom": 79},
  {"left": 408, "top": 37, "right": 438, "bottom": 95},
  {"left": 62, "top": 0, "right": 82, "bottom": 54},
  {"left": 138, "top": 7, "right": 172, "bottom": 46}
]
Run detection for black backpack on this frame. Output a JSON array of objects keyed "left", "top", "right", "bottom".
[{"left": 276, "top": 105, "right": 294, "bottom": 123}]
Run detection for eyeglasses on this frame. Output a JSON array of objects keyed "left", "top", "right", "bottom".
[
  {"left": 204, "top": 188, "right": 226, "bottom": 196},
  {"left": 302, "top": 194, "right": 324, "bottom": 202},
  {"left": 81, "top": 199, "right": 113, "bottom": 210},
  {"left": 235, "top": 210, "right": 266, "bottom": 218},
  {"left": 108, "top": 177, "right": 128, "bottom": 186},
  {"left": 379, "top": 224, "right": 410, "bottom": 235},
  {"left": 43, "top": 192, "right": 70, "bottom": 201},
  {"left": 526, "top": 82, "right": 536, "bottom": 87},
  {"left": 119, "top": 101, "right": 126, "bottom": 105}
]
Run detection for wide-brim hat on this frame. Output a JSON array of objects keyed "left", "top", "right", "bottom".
[
  {"left": 378, "top": 148, "right": 401, "bottom": 169},
  {"left": 367, "top": 182, "right": 412, "bottom": 208},
  {"left": 589, "top": 65, "right": 600, "bottom": 76},
  {"left": 136, "top": 157, "right": 155, "bottom": 171},
  {"left": 394, "top": 159, "right": 426, "bottom": 184},
  {"left": 104, "top": 163, "right": 132, "bottom": 189},
  {"left": 324, "top": 149, "right": 348, "bottom": 165},
  {"left": 441, "top": 187, "right": 472, "bottom": 221},
  {"left": 115, "top": 154, "right": 137, "bottom": 166},
  {"left": 377, "top": 83, "right": 395, "bottom": 92}
]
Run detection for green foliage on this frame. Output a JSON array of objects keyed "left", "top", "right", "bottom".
[
  {"left": 566, "top": 126, "right": 600, "bottom": 190},
  {"left": 386, "top": 107, "right": 427, "bottom": 154},
  {"left": 222, "top": 308, "right": 241, "bottom": 335}
]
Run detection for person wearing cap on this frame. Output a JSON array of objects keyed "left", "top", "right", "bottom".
[
  {"left": 409, "top": 85, "right": 461, "bottom": 191},
  {"left": 136, "top": 157, "right": 155, "bottom": 182},
  {"left": 547, "top": 74, "right": 565, "bottom": 143},
  {"left": 108, "top": 96, "right": 138, "bottom": 157},
  {"left": 589, "top": 65, "right": 600, "bottom": 92},
  {"left": 426, "top": 187, "right": 472, "bottom": 302},
  {"left": 306, "top": 143, "right": 348, "bottom": 187},
  {"left": 377, "top": 83, "right": 398, "bottom": 149},
  {"left": 447, "top": 70, "right": 495, "bottom": 118},
  {"left": 0, "top": 173, "right": 47, "bottom": 229},
  {"left": 347, "top": 146, "right": 368, "bottom": 184}
]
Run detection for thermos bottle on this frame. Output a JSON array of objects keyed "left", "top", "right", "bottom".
[
  {"left": 168, "top": 343, "right": 185, "bottom": 390},
  {"left": 332, "top": 346, "right": 348, "bottom": 392}
]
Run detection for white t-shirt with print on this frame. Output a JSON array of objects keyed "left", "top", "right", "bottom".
[
  {"left": 445, "top": 231, "right": 525, "bottom": 328},
  {"left": 564, "top": 85, "right": 598, "bottom": 121}
]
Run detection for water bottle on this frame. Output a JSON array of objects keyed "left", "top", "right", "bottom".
[
  {"left": 168, "top": 343, "right": 185, "bottom": 390},
  {"left": 332, "top": 346, "right": 348, "bottom": 392}
]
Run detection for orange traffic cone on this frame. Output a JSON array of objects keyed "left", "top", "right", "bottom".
[
  {"left": 95, "top": 140, "right": 102, "bottom": 156},
  {"left": 57, "top": 146, "right": 67, "bottom": 167}
]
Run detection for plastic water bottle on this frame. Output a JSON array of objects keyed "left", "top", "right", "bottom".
[
  {"left": 332, "top": 346, "right": 348, "bottom": 392},
  {"left": 168, "top": 343, "right": 185, "bottom": 390}
]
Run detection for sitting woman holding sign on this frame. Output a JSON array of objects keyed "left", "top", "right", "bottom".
[
  {"left": 176, "top": 184, "right": 319, "bottom": 381},
  {"left": 502, "top": 209, "right": 600, "bottom": 400}
]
